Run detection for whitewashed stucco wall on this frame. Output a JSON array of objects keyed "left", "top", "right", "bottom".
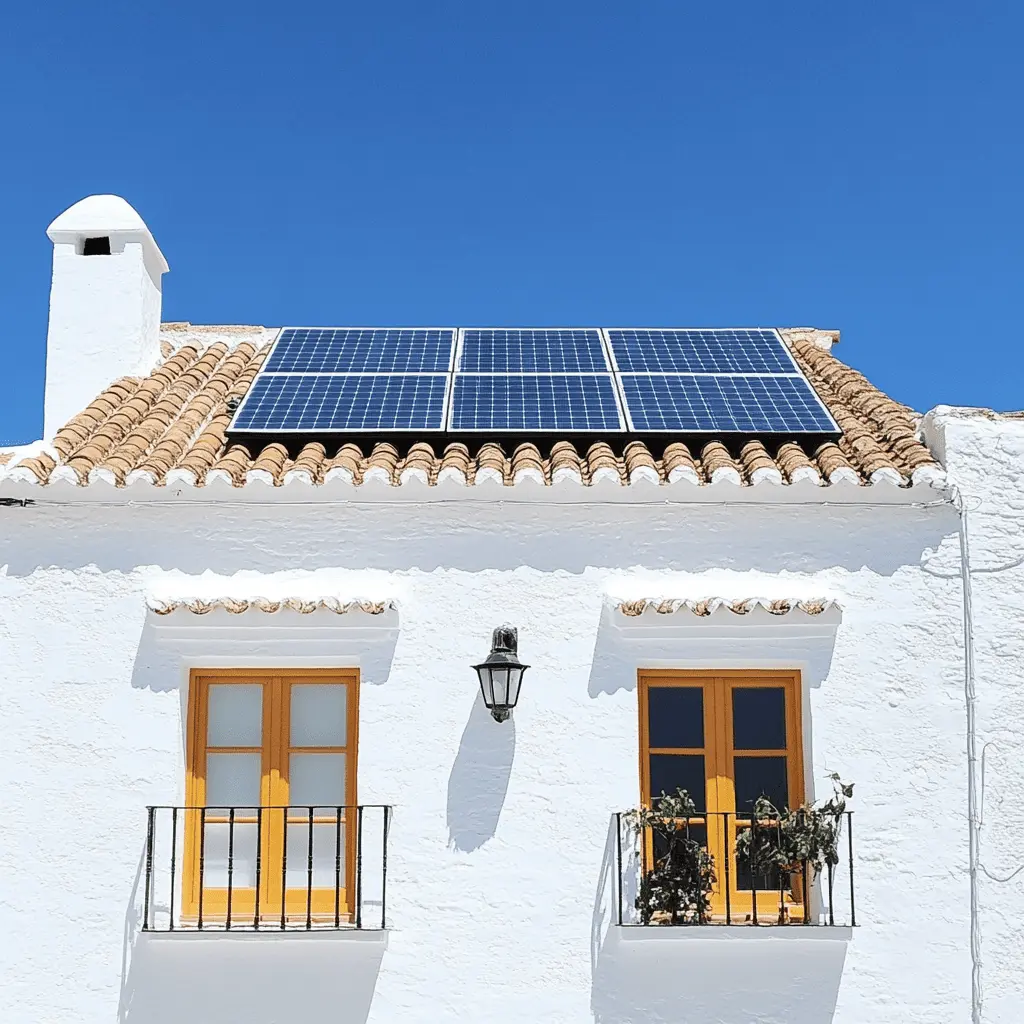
[
  {"left": 0, "top": 477, "right": 1001, "bottom": 1024},
  {"left": 924, "top": 410, "right": 1024, "bottom": 1024}
]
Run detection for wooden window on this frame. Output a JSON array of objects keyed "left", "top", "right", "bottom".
[
  {"left": 184, "top": 669, "right": 359, "bottom": 923},
  {"left": 638, "top": 670, "right": 804, "bottom": 919}
]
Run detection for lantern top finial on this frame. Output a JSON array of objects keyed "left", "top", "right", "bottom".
[{"left": 491, "top": 626, "right": 518, "bottom": 655}]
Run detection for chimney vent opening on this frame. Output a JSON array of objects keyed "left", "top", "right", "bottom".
[{"left": 82, "top": 236, "right": 111, "bottom": 255}]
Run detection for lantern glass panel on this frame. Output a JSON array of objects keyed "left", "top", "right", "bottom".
[
  {"left": 476, "top": 666, "right": 494, "bottom": 706},
  {"left": 493, "top": 666, "right": 511, "bottom": 706},
  {"left": 507, "top": 666, "right": 525, "bottom": 707}
]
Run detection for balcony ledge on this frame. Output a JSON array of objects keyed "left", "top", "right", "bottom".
[
  {"left": 139, "top": 927, "right": 388, "bottom": 943},
  {"left": 615, "top": 924, "right": 852, "bottom": 943}
]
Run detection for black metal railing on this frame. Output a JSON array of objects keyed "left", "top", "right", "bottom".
[
  {"left": 141, "top": 805, "right": 391, "bottom": 932},
  {"left": 613, "top": 810, "right": 855, "bottom": 927}
]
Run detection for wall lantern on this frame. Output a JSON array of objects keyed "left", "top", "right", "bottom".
[{"left": 473, "top": 626, "right": 529, "bottom": 723}]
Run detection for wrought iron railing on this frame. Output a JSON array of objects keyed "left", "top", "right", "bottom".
[
  {"left": 141, "top": 805, "right": 391, "bottom": 932},
  {"left": 613, "top": 810, "right": 856, "bottom": 927}
]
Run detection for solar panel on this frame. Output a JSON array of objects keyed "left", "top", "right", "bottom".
[
  {"left": 265, "top": 328, "right": 456, "bottom": 373},
  {"left": 459, "top": 328, "right": 609, "bottom": 372},
  {"left": 619, "top": 374, "right": 837, "bottom": 433},
  {"left": 607, "top": 329, "right": 795, "bottom": 374},
  {"left": 227, "top": 324, "right": 840, "bottom": 440},
  {"left": 451, "top": 375, "right": 622, "bottom": 431},
  {"left": 231, "top": 373, "right": 449, "bottom": 432}
]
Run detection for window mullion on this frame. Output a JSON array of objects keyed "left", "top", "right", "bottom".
[{"left": 268, "top": 676, "right": 287, "bottom": 807}]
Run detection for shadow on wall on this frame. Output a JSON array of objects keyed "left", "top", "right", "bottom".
[
  {"left": 0, "top": 501, "right": 959, "bottom": 577},
  {"left": 590, "top": 816, "right": 848, "bottom": 1024},
  {"left": 129, "top": 610, "right": 401, "bottom": 694},
  {"left": 447, "top": 694, "right": 516, "bottom": 851},
  {"left": 591, "top": 927, "right": 847, "bottom": 1024},
  {"left": 118, "top": 840, "right": 386, "bottom": 1024},
  {"left": 587, "top": 605, "right": 840, "bottom": 698},
  {"left": 119, "top": 932, "right": 387, "bottom": 1024}
]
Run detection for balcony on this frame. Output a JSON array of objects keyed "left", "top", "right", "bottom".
[
  {"left": 140, "top": 805, "right": 391, "bottom": 932},
  {"left": 612, "top": 809, "right": 856, "bottom": 928}
]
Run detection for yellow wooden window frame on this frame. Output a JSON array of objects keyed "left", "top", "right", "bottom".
[
  {"left": 183, "top": 668, "right": 360, "bottom": 923},
  {"left": 637, "top": 669, "right": 805, "bottom": 920}
]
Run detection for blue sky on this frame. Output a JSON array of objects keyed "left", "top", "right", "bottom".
[{"left": 1, "top": 2, "right": 1021, "bottom": 445}]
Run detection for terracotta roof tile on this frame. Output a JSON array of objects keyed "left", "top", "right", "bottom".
[
  {"left": 616, "top": 597, "right": 840, "bottom": 618},
  {"left": 4, "top": 324, "right": 943, "bottom": 491},
  {"left": 148, "top": 597, "right": 395, "bottom": 616}
]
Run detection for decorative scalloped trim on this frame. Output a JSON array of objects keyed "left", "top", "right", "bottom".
[
  {"left": 616, "top": 597, "right": 839, "bottom": 618},
  {"left": 146, "top": 596, "right": 396, "bottom": 616}
]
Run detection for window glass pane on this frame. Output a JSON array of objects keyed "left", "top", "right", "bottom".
[
  {"left": 653, "top": 822, "right": 707, "bottom": 868},
  {"left": 207, "top": 684, "right": 263, "bottom": 747},
  {"left": 648, "top": 686, "right": 704, "bottom": 748},
  {"left": 206, "top": 753, "right": 261, "bottom": 807},
  {"left": 732, "top": 687, "right": 787, "bottom": 750},
  {"left": 286, "top": 821, "right": 346, "bottom": 888},
  {"left": 735, "top": 844, "right": 786, "bottom": 894},
  {"left": 200, "top": 822, "right": 259, "bottom": 888},
  {"left": 288, "top": 753, "right": 346, "bottom": 807},
  {"left": 649, "top": 753, "right": 706, "bottom": 811},
  {"left": 290, "top": 684, "right": 347, "bottom": 747},
  {"left": 734, "top": 756, "right": 789, "bottom": 812}
]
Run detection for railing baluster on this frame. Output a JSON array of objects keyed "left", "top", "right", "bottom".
[
  {"left": 826, "top": 859, "right": 834, "bottom": 926},
  {"left": 778, "top": 819, "right": 785, "bottom": 925},
  {"left": 615, "top": 812, "right": 624, "bottom": 927},
  {"left": 280, "top": 806, "right": 288, "bottom": 931},
  {"left": 169, "top": 807, "right": 178, "bottom": 932},
  {"left": 254, "top": 807, "right": 262, "bottom": 930},
  {"left": 723, "top": 813, "right": 731, "bottom": 926},
  {"left": 334, "top": 806, "right": 342, "bottom": 929},
  {"left": 750, "top": 813, "right": 758, "bottom": 926},
  {"left": 356, "top": 805, "right": 364, "bottom": 929},
  {"left": 803, "top": 858, "right": 811, "bottom": 925},
  {"left": 381, "top": 805, "right": 390, "bottom": 931},
  {"left": 226, "top": 808, "right": 235, "bottom": 930},
  {"left": 143, "top": 806, "right": 155, "bottom": 931},
  {"left": 847, "top": 813, "right": 856, "bottom": 927},
  {"left": 306, "top": 806, "right": 314, "bottom": 931},
  {"left": 198, "top": 807, "right": 206, "bottom": 931}
]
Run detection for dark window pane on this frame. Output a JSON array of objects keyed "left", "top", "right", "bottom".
[
  {"left": 735, "top": 843, "right": 787, "bottom": 893},
  {"left": 653, "top": 822, "right": 707, "bottom": 867},
  {"left": 732, "top": 687, "right": 787, "bottom": 750},
  {"left": 734, "top": 756, "right": 789, "bottom": 812},
  {"left": 648, "top": 686, "right": 704, "bottom": 748},
  {"left": 650, "top": 754, "right": 706, "bottom": 811}
]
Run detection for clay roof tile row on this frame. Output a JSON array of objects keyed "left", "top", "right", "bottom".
[{"left": 3, "top": 327, "right": 943, "bottom": 491}]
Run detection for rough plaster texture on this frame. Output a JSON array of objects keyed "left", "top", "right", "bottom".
[
  {"left": 4, "top": 437, "right": 1018, "bottom": 1023},
  {"left": 923, "top": 410, "right": 1024, "bottom": 1024}
]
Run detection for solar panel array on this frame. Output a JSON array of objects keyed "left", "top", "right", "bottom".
[{"left": 229, "top": 327, "right": 839, "bottom": 436}]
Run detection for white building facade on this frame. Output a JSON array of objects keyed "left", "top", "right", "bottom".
[{"left": 0, "top": 196, "right": 1021, "bottom": 1024}]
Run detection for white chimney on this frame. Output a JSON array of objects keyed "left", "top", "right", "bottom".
[{"left": 43, "top": 195, "right": 169, "bottom": 438}]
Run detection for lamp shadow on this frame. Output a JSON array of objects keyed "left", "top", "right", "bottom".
[{"left": 446, "top": 694, "right": 516, "bottom": 852}]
